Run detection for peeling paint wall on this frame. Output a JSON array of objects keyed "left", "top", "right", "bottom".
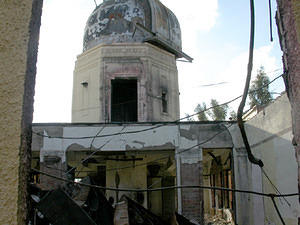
[
  {"left": 32, "top": 122, "right": 233, "bottom": 223},
  {"left": 72, "top": 43, "right": 179, "bottom": 122},
  {"left": 32, "top": 123, "right": 233, "bottom": 156},
  {"left": 83, "top": 0, "right": 181, "bottom": 52},
  {"left": 0, "top": 0, "right": 42, "bottom": 224}
]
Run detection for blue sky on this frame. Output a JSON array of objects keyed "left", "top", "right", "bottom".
[{"left": 33, "top": 0, "right": 285, "bottom": 122}]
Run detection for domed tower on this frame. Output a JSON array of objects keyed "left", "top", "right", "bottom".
[{"left": 72, "top": 0, "right": 191, "bottom": 122}]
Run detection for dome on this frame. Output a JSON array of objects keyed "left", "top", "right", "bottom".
[{"left": 83, "top": 0, "right": 182, "bottom": 55}]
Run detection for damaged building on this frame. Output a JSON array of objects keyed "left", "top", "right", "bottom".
[
  {"left": 30, "top": 0, "right": 235, "bottom": 224},
  {"left": 28, "top": 0, "right": 299, "bottom": 225},
  {"left": 2, "top": 0, "right": 300, "bottom": 224}
]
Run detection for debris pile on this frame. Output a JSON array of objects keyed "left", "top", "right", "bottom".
[
  {"left": 204, "top": 209, "right": 235, "bottom": 225},
  {"left": 29, "top": 177, "right": 197, "bottom": 225}
]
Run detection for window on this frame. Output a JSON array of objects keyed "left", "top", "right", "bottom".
[{"left": 162, "top": 91, "right": 168, "bottom": 113}]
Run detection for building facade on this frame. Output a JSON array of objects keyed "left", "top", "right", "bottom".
[
  {"left": 71, "top": 0, "right": 191, "bottom": 123},
  {"left": 1, "top": 0, "right": 300, "bottom": 224}
]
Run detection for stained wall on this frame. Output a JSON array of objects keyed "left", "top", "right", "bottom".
[
  {"left": 32, "top": 122, "right": 233, "bottom": 224},
  {"left": 72, "top": 43, "right": 180, "bottom": 122}
]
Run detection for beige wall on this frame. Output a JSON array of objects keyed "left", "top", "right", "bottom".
[
  {"left": 72, "top": 43, "right": 180, "bottom": 122},
  {"left": 106, "top": 159, "right": 148, "bottom": 208},
  {"left": 0, "top": 0, "right": 42, "bottom": 224}
]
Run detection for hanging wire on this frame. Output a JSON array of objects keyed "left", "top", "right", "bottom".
[
  {"left": 65, "top": 125, "right": 106, "bottom": 174},
  {"left": 237, "top": 0, "right": 264, "bottom": 168},
  {"left": 66, "top": 126, "right": 126, "bottom": 175},
  {"left": 268, "top": 0, "right": 274, "bottom": 42},
  {"left": 72, "top": 124, "right": 233, "bottom": 174},
  {"left": 93, "top": 0, "right": 98, "bottom": 7},
  {"left": 262, "top": 167, "right": 291, "bottom": 207},
  {"left": 31, "top": 167, "right": 300, "bottom": 198}
]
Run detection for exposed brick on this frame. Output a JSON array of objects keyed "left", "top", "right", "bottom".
[{"left": 180, "top": 162, "right": 204, "bottom": 224}]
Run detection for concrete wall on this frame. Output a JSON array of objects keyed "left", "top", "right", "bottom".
[
  {"left": 0, "top": 0, "right": 43, "bottom": 224},
  {"left": 72, "top": 43, "right": 180, "bottom": 122},
  {"left": 230, "top": 93, "right": 300, "bottom": 225}
]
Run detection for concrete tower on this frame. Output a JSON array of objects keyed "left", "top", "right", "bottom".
[{"left": 72, "top": 0, "right": 191, "bottom": 123}]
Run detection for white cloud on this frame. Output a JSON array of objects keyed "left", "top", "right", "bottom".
[
  {"left": 161, "top": 0, "right": 219, "bottom": 50},
  {"left": 162, "top": 0, "right": 218, "bottom": 32}
]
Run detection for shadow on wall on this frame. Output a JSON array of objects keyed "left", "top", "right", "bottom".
[{"left": 230, "top": 121, "right": 300, "bottom": 225}]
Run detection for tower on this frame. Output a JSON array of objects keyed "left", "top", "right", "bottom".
[{"left": 72, "top": 0, "right": 191, "bottom": 123}]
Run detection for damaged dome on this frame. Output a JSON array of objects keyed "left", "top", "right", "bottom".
[{"left": 83, "top": 0, "right": 182, "bottom": 54}]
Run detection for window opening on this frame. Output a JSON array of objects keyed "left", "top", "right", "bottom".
[
  {"left": 111, "top": 79, "right": 137, "bottom": 122},
  {"left": 162, "top": 91, "right": 168, "bottom": 113}
]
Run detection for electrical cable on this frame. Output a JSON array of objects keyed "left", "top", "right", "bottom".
[
  {"left": 31, "top": 168, "right": 300, "bottom": 198},
  {"left": 39, "top": 124, "right": 232, "bottom": 176},
  {"left": 70, "top": 124, "right": 233, "bottom": 174},
  {"left": 237, "top": 0, "right": 264, "bottom": 168},
  {"left": 73, "top": 125, "right": 106, "bottom": 176},
  {"left": 268, "top": 0, "right": 274, "bottom": 42},
  {"left": 262, "top": 167, "right": 291, "bottom": 207},
  {"left": 93, "top": 0, "right": 97, "bottom": 7},
  {"left": 32, "top": 122, "right": 290, "bottom": 224},
  {"left": 66, "top": 126, "right": 126, "bottom": 176},
  {"left": 193, "top": 68, "right": 281, "bottom": 89},
  {"left": 270, "top": 195, "right": 286, "bottom": 225}
]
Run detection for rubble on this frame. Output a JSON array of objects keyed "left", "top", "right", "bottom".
[
  {"left": 29, "top": 178, "right": 201, "bottom": 225},
  {"left": 204, "top": 209, "right": 235, "bottom": 225}
]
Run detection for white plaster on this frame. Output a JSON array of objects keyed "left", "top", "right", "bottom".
[
  {"left": 176, "top": 154, "right": 182, "bottom": 214},
  {"left": 62, "top": 125, "right": 179, "bottom": 152},
  {"left": 41, "top": 130, "right": 63, "bottom": 151},
  {"left": 180, "top": 150, "right": 202, "bottom": 164},
  {"left": 40, "top": 150, "right": 66, "bottom": 163},
  {"left": 251, "top": 164, "right": 264, "bottom": 225}
]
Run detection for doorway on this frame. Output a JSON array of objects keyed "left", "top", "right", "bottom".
[{"left": 111, "top": 79, "right": 137, "bottom": 122}]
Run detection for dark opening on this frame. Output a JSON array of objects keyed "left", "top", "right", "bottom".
[
  {"left": 111, "top": 79, "right": 137, "bottom": 122},
  {"left": 96, "top": 166, "right": 106, "bottom": 188},
  {"left": 162, "top": 92, "right": 168, "bottom": 113}
]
